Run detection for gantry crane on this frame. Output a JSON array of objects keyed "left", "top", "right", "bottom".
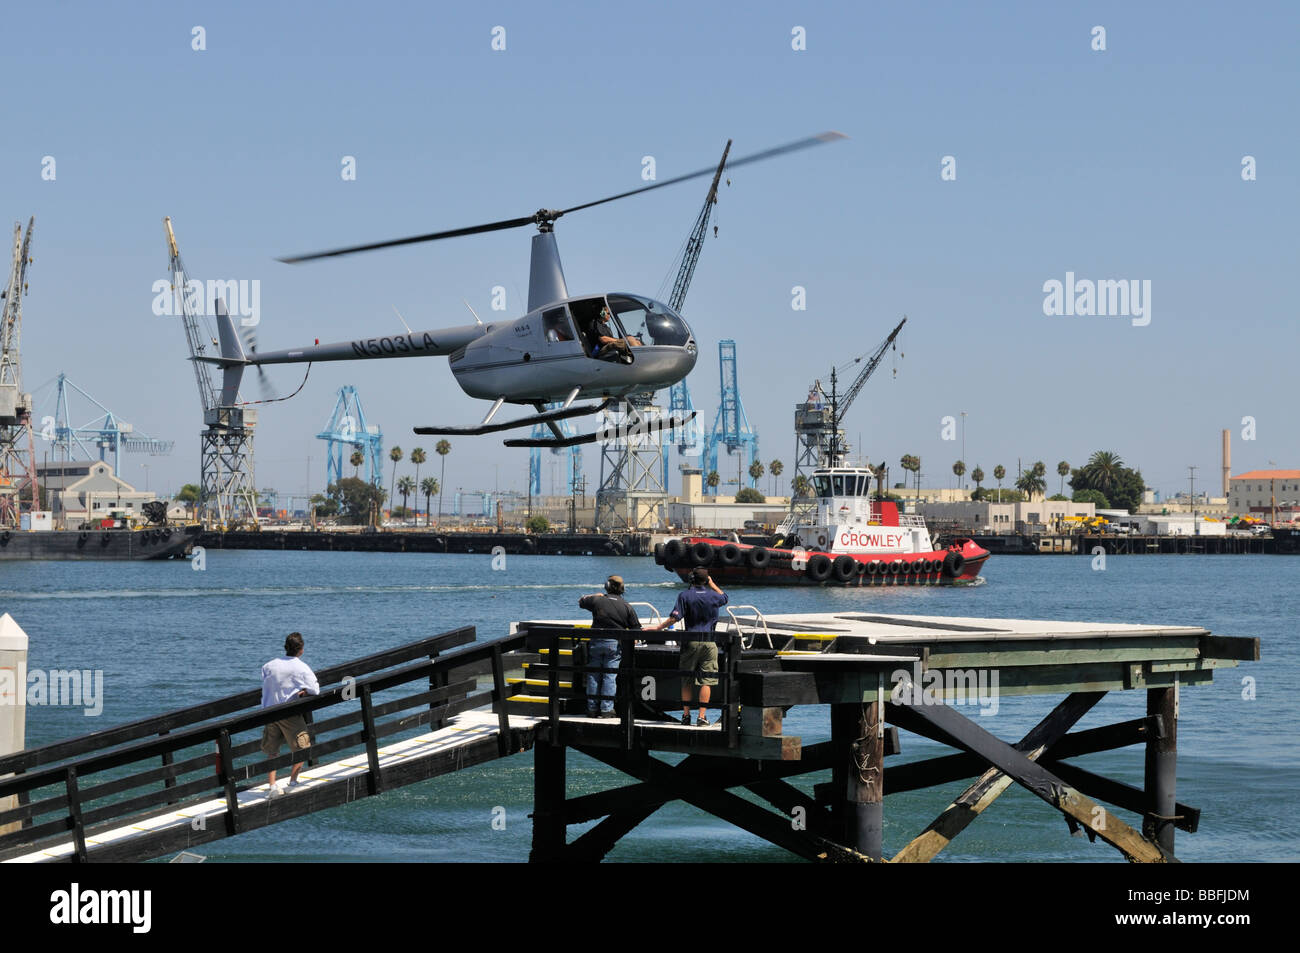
[
  {"left": 0, "top": 217, "right": 36, "bottom": 529},
  {"left": 164, "top": 217, "right": 258, "bottom": 527},
  {"left": 317, "top": 385, "right": 384, "bottom": 488}
]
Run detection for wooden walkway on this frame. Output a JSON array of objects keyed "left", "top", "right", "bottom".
[{"left": 3, "top": 711, "right": 539, "bottom": 864}]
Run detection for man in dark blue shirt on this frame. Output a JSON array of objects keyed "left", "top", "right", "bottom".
[{"left": 649, "top": 568, "right": 728, "bottom": 726}]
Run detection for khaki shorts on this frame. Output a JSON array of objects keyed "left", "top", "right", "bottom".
[
  {"left": 680, "top": 640, "right": 719, "bottom": 687},
  {"left": 261, "top": 714, "right": 311, "bottom": 758}
]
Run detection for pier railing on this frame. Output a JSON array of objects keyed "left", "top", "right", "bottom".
[
  {"left": 0, "top": 626, "right": 531, "bottom": 862},
  {"left": 517, "top": 622, "right": 745, "bottom": 750}
]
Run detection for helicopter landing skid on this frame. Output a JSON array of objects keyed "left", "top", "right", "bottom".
[
  {"left": 503, "top": 412, "right": 697, "bottom": 449},
  {"left": 413, "top": 398, "right": 615, "bottom": 437}
]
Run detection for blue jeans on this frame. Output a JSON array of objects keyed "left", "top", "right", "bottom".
[{"left": 586, "top": 639, "right": 622, "bottom": 714}]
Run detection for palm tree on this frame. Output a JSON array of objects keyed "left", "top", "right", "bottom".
[
  {"left": 421, "top": 477, "right": 438, "bottom": 526},
  {"left": 769, "top": 459, "right": 783, "bottom": 496},
  {"left": 900, "top": 454, "right": 922, "bottom": 501},
  {"left": 350, "top": 449, "right": 364, "bottom": 479},
  {"left": 972, "top": 465, "right": 985, "bottom": 498},
  {"left": 952, "top": 460, "right": 966, "bottom": 490},
  {"left": 410, "top": 447, "right": 427, "bottom": 512},
  {"left": 748, "top": 460, "right": 765, "bottom": 488},
  {"left": 1057, "top": 460, "right": 1071, "bottom": 496},
  {"left": 1017, "top": 463, "right": 1047, "bottom": 500},
  {"left": 396, "top": 476, "right": 416, "bottom": 519},
  {"left": 388, "top": 446, "right": 403, "bottom": 519},
  {"left": 435, "top": 440, "right": 451, "bottom": 521},
  {"left": 1080, "top": 450, "right": 1124, "bottom": 500},
  {"left": 706, "top": 470, "right": 720, "bottom": 493},
  {"left": 993, "top": 464, "right": 1006, "bottom": 502},
  {"left": 792, "top": 474, "right": 811, "bottom": 498}
]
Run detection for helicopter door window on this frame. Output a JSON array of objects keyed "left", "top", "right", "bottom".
[{"left": 542, "top": 307, "right": 574, "bottom": 343}]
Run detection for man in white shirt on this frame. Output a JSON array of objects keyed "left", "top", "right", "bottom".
[{"left": 260, "top": 632, "right": 320, "bottom": 795}]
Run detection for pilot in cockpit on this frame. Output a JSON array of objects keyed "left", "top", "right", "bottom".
[{"left": 592, "top": 306, "right": 642, "bottom": 358}]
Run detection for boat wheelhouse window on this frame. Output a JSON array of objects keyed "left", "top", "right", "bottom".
[
  {"left": 542, "top": 307, "right": 574, "bottom": 343},
  {"left": 813, "top": 475, "right": 831, "bottom": 497},
  {"left": 607, "top": 294, "right": 691, "bottom": 347},
  {"left": 832, "top": 475, "right": 845, "bottom": 496}
]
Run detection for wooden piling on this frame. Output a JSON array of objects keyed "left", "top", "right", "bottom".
[
  {"left": 1143, "top": 680, "right": 1178, "bottom": 854},
  {"left": 529, "top": 739, "right": 567, "bottom": 862}
]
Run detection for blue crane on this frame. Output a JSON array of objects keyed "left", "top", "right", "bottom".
[
  {"left": 704, "top": 339, "right": 759, "bottom": 495},
  {"left": 41, "top": 373, "right": 174, "bottom": 473},
  {"left": 316, "top": 385, "right": 383, "bottom": 488}
]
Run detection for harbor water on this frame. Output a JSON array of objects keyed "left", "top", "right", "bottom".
[{"left": 1, "top": 550, "right": 1295, "bottom": 862}]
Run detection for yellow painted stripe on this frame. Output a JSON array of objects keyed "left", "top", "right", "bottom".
[
  {"left": 507, "top": 677, "right": 572, "bottom": 688},
  {"left": 538, "top": 648, "right": 573, "bottom": 656}
]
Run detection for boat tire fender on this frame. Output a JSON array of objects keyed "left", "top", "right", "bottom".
[
  {"left": 747, "top": 546, "right": 771, "bottom": 569},
  {"left": 718, "top": 543, "right": 744, "bottom": 567},
  {"left": 832, "top": 555, "right": 857, "bottom": 582},
  {"left": 943, "top": 551, "right": 966, "bottom": 578},
  {"left": 888, "top": 559, "right": 903, "bottom": 574},
  {"left": 690, "top": 541, "right": 715, "bottom": 567},
  {"left": 806, "top": 553, "right": 833, "bottom": 582}
]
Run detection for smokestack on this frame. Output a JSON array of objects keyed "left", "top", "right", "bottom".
[{"left": 1222, "top": 429, "right": 1231, "bottom": 497}]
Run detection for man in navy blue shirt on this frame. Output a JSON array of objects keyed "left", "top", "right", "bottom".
[{"left": 649, "top": 568, "right": 728, "bottom": 726}]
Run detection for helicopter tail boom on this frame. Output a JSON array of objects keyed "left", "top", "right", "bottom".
[{"left": 243, "top": 323, "right": 486, "bottom": 366}]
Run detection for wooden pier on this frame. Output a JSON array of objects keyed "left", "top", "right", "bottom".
[
  {"left": 517, "top": 611, "right": 1258, "bottom": 863},
  {"left": 0, "top": 612, "right": 1257, "bottom": 863}
]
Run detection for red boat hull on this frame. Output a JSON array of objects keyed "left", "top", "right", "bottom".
[{"left": 656, "top": 537, "right": 989, "bottom": 587}]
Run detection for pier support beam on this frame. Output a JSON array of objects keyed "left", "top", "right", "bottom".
[
  {"left": 832, "top": 702, "right": 882, "bottom": 860},
  {"left": 529, "top": 739, "right": 567, "bottom": 862},
  {"left": 1143, "top": 680, "right": 1178, "bottom": 854}
]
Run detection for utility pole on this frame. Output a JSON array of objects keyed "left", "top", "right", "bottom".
[{"left": 1188, "top": 465, "right": 1197, "bottom": 534}]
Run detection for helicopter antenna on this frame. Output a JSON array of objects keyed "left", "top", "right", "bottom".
[
  {"left": 392, "top": 305, "right": 413, "bottom": 334},
  {"left": 462, "top": 299, "right": 484, "bottom": 326}
]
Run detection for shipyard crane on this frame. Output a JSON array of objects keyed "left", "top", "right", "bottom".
[
  {"left": 592, "top": 141, "right": 734, "bottom": 530},
  {"left": 663, "top": 137, "right": 731, "bottom": 469},
  {"left": 0, "top": 217, "right": 36, "bottom": 529},
  {"left": 823, "top": 315, "right": 907, "bottom": 465},
  {"left": 164, "top": 217, "right": 258, "bottom": 527},
  {"left": 704, "top": 340, "right": 760, "bottom": 495},
  {"left": 42, "top": 373, "right": 174, "bottom": 472},
  {"left": 785, "top": 317, "right": 906, "bottom": 525},
  {"left": 317, "top": 385, "right": 384, "bottom": 487}
]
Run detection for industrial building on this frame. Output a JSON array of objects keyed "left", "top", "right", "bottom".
[
  {"left": 1228, "top": 469, "right": 1300, "bottom": 519},
  {"left": 26, "top": 461, "right": 153, "bottom": 527}
]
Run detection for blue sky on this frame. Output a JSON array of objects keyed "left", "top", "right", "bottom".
[{"left": 4, "top": 1, "right": 1297, "bottom": 504}]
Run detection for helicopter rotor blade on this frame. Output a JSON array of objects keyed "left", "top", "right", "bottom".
[
  {"left": 558, "top": 131, "right": 846, "bottom": 217},
  {"left": 277, "top": 131, "right": 846, "bottom": 265},
  {"left": 278, "top": 214, "right": 538, "bottom": 264}
]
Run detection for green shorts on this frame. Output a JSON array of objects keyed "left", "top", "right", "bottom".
[
  {"left": 680, "top": 640, "right": 719, "bottom": 687},
  {"left": 261, "top": 715, "right": 311, "bottom": 758}
]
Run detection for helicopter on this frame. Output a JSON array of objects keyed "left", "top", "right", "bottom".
[{"left": 203, "top": 131, "right": 846, "bottom": 447}]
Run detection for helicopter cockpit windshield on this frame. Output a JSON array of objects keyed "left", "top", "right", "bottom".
[{"left": 607, "top": 294, "right": 693, "bottom": 347}]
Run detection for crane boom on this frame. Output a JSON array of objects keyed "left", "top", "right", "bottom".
[
  {"left": 835, "top": 316, "right": 906, "bottom": 428},
  {"left": 163, "top": 217, "right": 221, "bottom": 414},
  {"left": 668, "top": 140, "right": 731, "bottom": 313}
]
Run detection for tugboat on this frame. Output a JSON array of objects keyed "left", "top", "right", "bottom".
[{"left": 655, "top": 463, "right": 989, "bottom": 587}]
